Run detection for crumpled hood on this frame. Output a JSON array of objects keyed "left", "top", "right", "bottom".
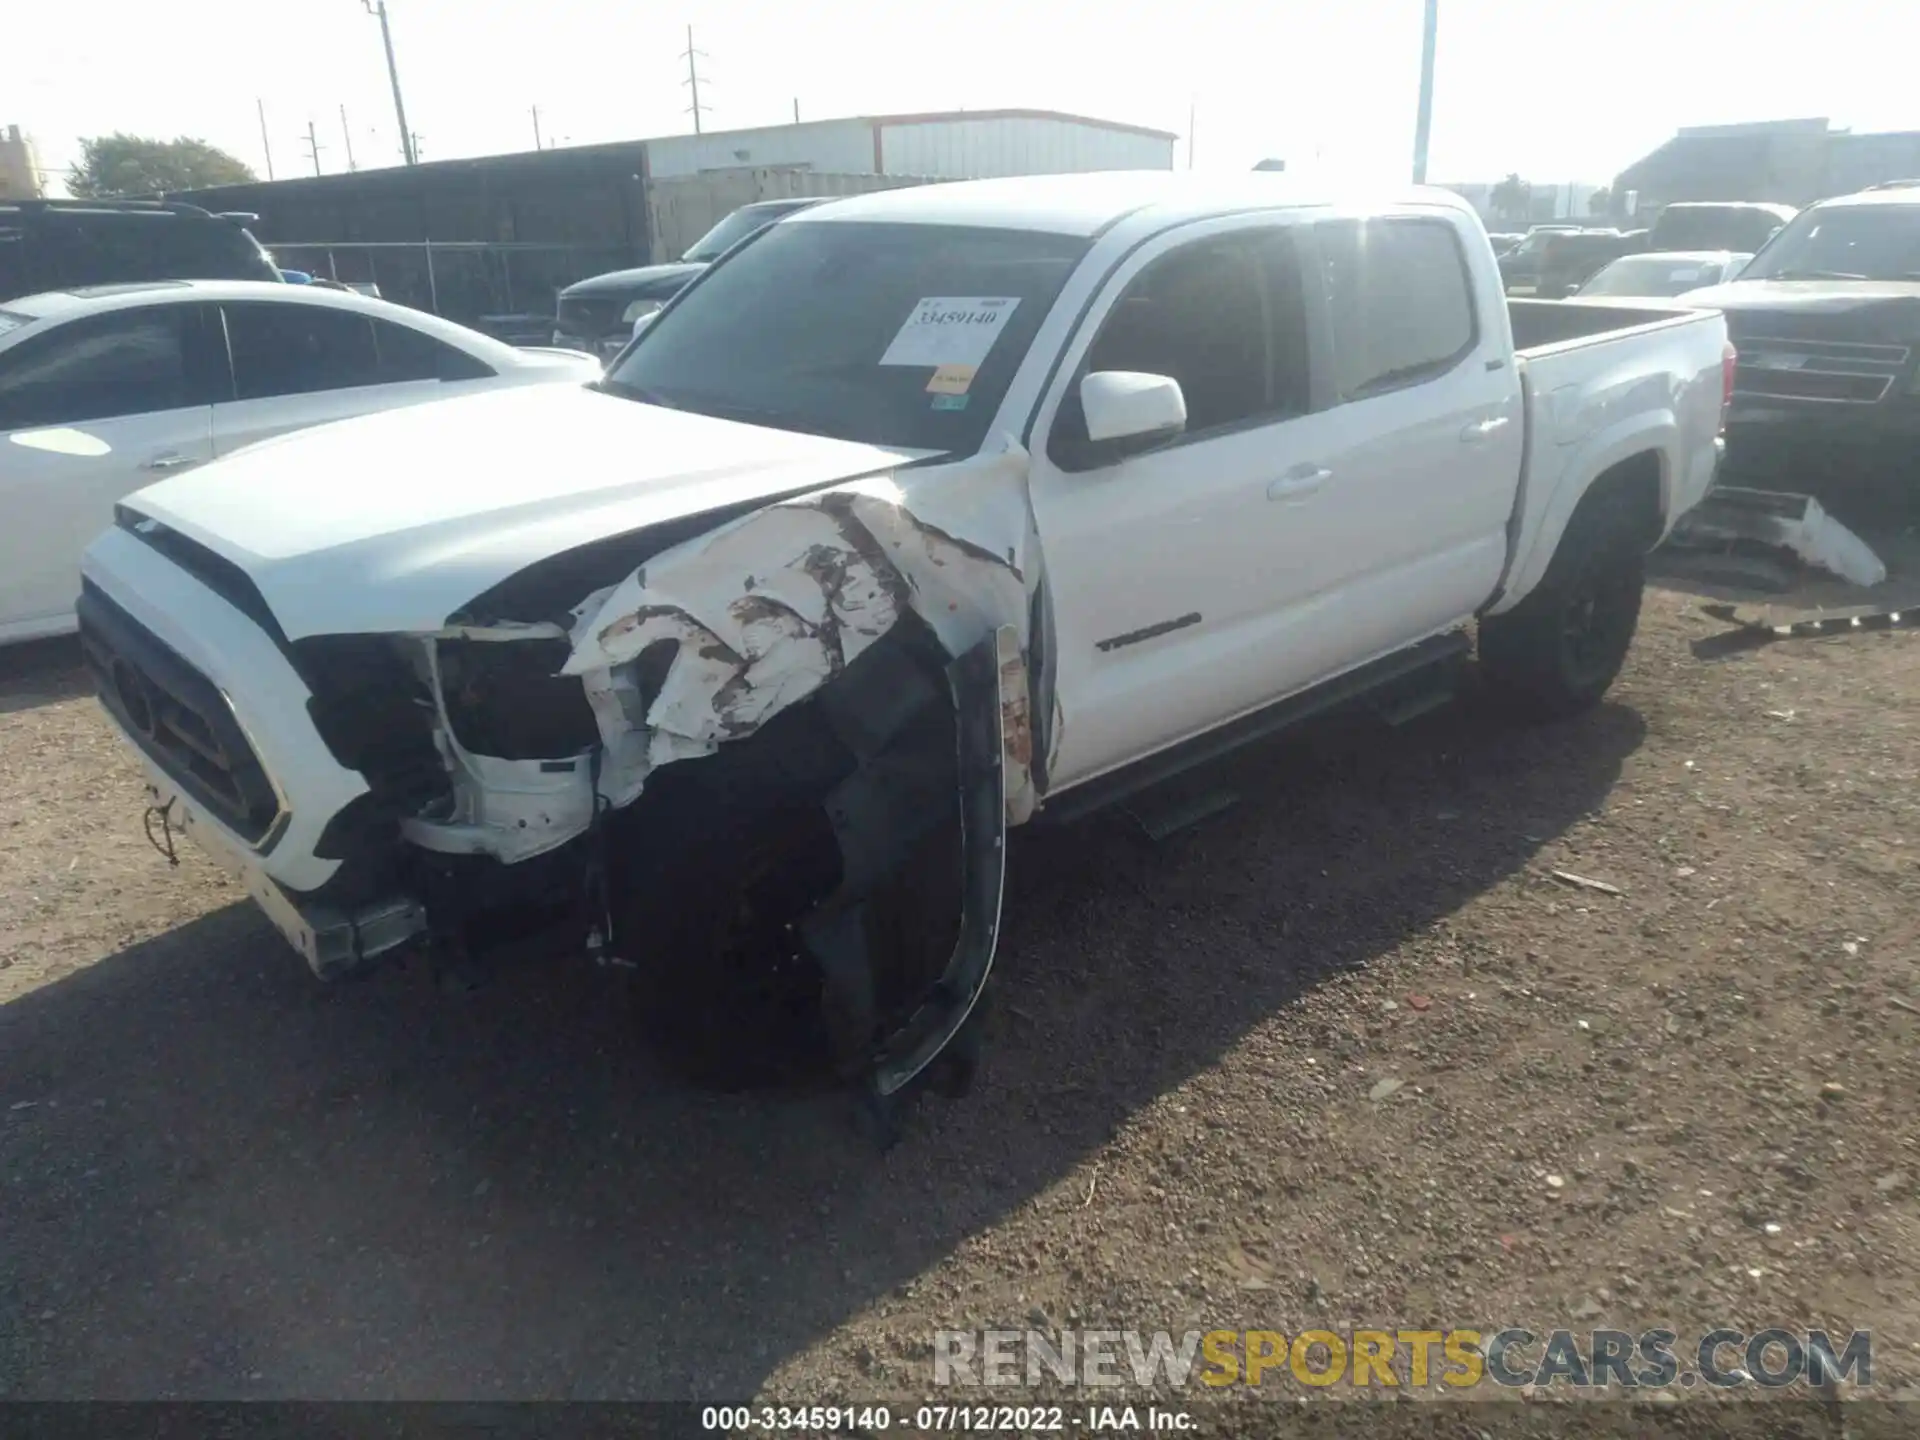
[{"left": 122, "top": 383, "right": 924, "bottom": 641}]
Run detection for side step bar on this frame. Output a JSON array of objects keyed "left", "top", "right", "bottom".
[{"left": 1033, "top": 631, "right": 1472, "bottom": 829}]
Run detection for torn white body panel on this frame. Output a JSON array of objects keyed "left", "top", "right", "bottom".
[
  {"left": 1667, "top": 486, "right": 1888, "bottom": 588},
  {"left": 564, "top": 440, "right": 1042, "bottom": 818}
]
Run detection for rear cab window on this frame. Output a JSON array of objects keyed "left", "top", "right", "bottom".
[
  {"left": 370, "top": 317, "right": 494, "bottom": 383},
  {"left": 1312, "top": 215, "right": 1477, "bottom": 401}
]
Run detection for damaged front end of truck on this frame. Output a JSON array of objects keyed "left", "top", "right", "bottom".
[{"left": 296, "top": 447, "right": 1045, "bottom": 1100}]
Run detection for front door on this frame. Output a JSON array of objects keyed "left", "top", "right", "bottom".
[
  {"left": 0, "top": 304, "right": 219, "bottom": 637},
  {"left": 1024, "top": 214, "right": 1355, "bottom": 792}
]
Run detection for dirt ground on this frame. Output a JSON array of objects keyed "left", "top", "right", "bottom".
[{"left": 1, "top": 581, "right": 1916, "bottom": 1426}]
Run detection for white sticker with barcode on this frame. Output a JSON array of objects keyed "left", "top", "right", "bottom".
[{"left": 880, "top": 297, "right": 1021, "bottom": 368}]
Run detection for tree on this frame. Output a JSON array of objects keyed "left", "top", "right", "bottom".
[
  {"left": 1489, "top": 172, "right": 1532, "bottom": 223},
  {"left": 68, "top": 134, "right": 256, "bottom": 199},
  {"left": 1587, "top": 185, "right": 1613, "bottom": 217}
]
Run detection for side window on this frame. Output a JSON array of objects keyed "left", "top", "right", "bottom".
[
  {"left": 223, "top": 302, "right": 380, "bottom": 401},
  {"left": 369, "top": 318, "right": 494, "bottom": 383},
  {"left": 0, "top": 306, "right": 200, "bottom": 431},
  {"left": 1315, "top": 217, "right": 1476, "bottom": 402},
  {"left": 1082, "top": 235, "right": 1270, "bottom": 434}
]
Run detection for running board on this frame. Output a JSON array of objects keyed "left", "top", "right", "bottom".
[{"left": 1034, "top": 631, "right": 1473, "bottom": 829}]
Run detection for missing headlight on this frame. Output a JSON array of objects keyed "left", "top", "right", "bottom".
[{"left": 436, "top": 637, "right": 600, "bottom": 760}]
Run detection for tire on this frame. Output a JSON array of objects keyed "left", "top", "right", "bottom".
[{"left": 1480, "top": 501, "right": 1646, "bottom": 720}]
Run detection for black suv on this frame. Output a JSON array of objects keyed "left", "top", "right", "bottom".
[
  {"left": 0, "top": 199, "right": 283, "bottom": 304},
  {"left": 1671, "top": 183, "right": 1920, "bottom": 500},
  {"left": 553, "top": 197, "right": 827, "bottom": 359}
]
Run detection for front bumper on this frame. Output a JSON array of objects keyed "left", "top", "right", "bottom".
[
  {"left": 1722, "top": 397, "right": 1920, "bottom": 487},
  {"left": 80, "top": 526, "right": 427, "bottom": 976}
]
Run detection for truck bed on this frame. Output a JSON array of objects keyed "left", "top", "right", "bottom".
[{"left": 1508, "top": 296, "right": 1701, "bottom": 355}]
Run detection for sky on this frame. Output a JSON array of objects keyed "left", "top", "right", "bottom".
[{"left": 12, "top": 0, "right": 1920, "bottom": 194}]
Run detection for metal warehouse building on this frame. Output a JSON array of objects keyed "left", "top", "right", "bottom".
[
  {"left": 639, "top": 109, "right": 1177, "bottom": 179},
  {"left": 170, "top": 109, "right": 1175, "bottom": 334}
]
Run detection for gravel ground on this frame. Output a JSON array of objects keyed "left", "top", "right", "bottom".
[{"left": 1, "top": 587, "right": 1916, "bottom": 1426}]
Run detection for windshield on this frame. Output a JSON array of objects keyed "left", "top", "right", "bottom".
[
  {"left": 1579, "top": 255, "right": 1727, "bottom": 297},
  {"left": 1739, "top": 205, "right": 1920, "bottom": 282},
  {"left": 681, "top": 205, "right": 807, "bottom": 263},
  {"left": 1652, "top": 207, "right": 1784, "bottom": 251},
  {"left": 605, "top": 220, "right": 1089, "bottom": 452}
]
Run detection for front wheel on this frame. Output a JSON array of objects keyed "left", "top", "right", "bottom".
[{"left": 1479, "top": 505, "right": 1646, "bottom": 720}]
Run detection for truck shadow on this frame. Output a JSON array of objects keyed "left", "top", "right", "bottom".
[
  {"left": 0, "top": 635, "right": 89, "bottom": 717},
  {"left": 0, "top": 690, "right": 1644, "bottom": 1400}
]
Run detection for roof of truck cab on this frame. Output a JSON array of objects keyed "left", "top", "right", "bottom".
[{"left": 789, "top": 171, "right": 1477, "bottom": 237}]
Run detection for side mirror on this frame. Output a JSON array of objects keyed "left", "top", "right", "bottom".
[{"left": 1080, "top": 370, "right": 1186, "bottom": 450}]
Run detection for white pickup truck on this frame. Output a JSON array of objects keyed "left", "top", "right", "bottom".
[{"left": 79, "top": 174, "right": 1732, "bottom": 1103}]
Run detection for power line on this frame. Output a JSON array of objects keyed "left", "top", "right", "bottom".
[{"left": 681, "top": 24, "right": 711, "bottom": 135}]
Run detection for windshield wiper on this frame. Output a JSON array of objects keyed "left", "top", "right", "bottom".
[{"left": 1770, "top": 268, "right": 1869, "bottom": 281}]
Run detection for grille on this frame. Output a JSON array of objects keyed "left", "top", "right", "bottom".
[
  {"left": 78, "top": 582, "right": 282, "bottom": 843},
  {"left": 1732, "top": 335, "right": 1912, "bottom": 406}
]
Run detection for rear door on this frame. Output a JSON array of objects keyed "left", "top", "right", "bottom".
[
  {"left": 1298, "top": 212, "right": 1523, "bottom": 652},
  {"left": 0, "top": 303, "right": 221, "bottom": 634},
  {"left": 212, "top": 301, "right": 495, "bottom": 455}
]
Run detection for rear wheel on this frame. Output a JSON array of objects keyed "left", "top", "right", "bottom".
[{"left": 1480, "top": 504, "right": 1646, "bottom": 719}]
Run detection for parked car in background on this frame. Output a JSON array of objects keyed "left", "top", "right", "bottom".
[
  {"left": 1669, "top": 183, "right": 1920, "bottom": 495},
  {"left": 1575, "top": 250, "right": 1753, "bottom": 299},
  {"left": 1647, "top": 201, "right": 1797, "bottom": 254},
  {"left": 1526, "top": 229, "right": 1652, "bottom": 298},
  {"left": 1497, "top": 224, "right": 1597, "bottom": 292},
  {"left": 77, "top": 174, "right": 1729, "bottom": 1099},
  {"left": 552, "top": 197, "right": 828, "bottom": 358},
  {"left": 1, "top": 200, "right": 283, "bottom": 304},
  {"left": 0, "top": 281, "right": 600, "bottom": 645}
]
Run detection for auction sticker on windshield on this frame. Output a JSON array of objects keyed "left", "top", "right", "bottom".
[{"left": 882, "top": 297, "right": 1021, "bottom": 369}]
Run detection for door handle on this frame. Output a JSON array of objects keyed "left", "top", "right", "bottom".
[
  {"left": 1267, "top": 465, "right": 1331, "bottom": 501},
  {"left": 1459, "top": 416, "right": 1511, "bottom": 443},
  {"left": 141, "top": 453, "right": 198, "bottom": 472}
]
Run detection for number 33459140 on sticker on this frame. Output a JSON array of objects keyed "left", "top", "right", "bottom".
[{"left": 881, "top": 297, "right": 1021, "bottom": 369}]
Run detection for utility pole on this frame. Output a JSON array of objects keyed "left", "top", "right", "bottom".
[
  {"left": 793, "top": 98, "right": 800, "bottom": 124},
  {"left": 256, "top": 98, "right": 276, "bottom": 181},
  {"left": 681, "top": 25, "right": 710, "bottom": 135},
  {"left": 531, "top": 105, "right": 544, "bottom": 150},
  {"left": 1411, "top": 0, "right": 1438, "bottom": 183},
  {"left": 340, "top": 105, "right": 357, "bottom": 171},
  {"left": 302, "top": 120, "right": 326, "bottom": 177},
  {"left": 410, "top": 132, "right": 425, "bottom": 162},
  {"left": 362, "top": 0, "right": 417, "bottom": 166}
]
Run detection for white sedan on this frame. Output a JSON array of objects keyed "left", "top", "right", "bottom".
[{"left": 0, "top": 280, "right": 600, "bottom": 645}]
